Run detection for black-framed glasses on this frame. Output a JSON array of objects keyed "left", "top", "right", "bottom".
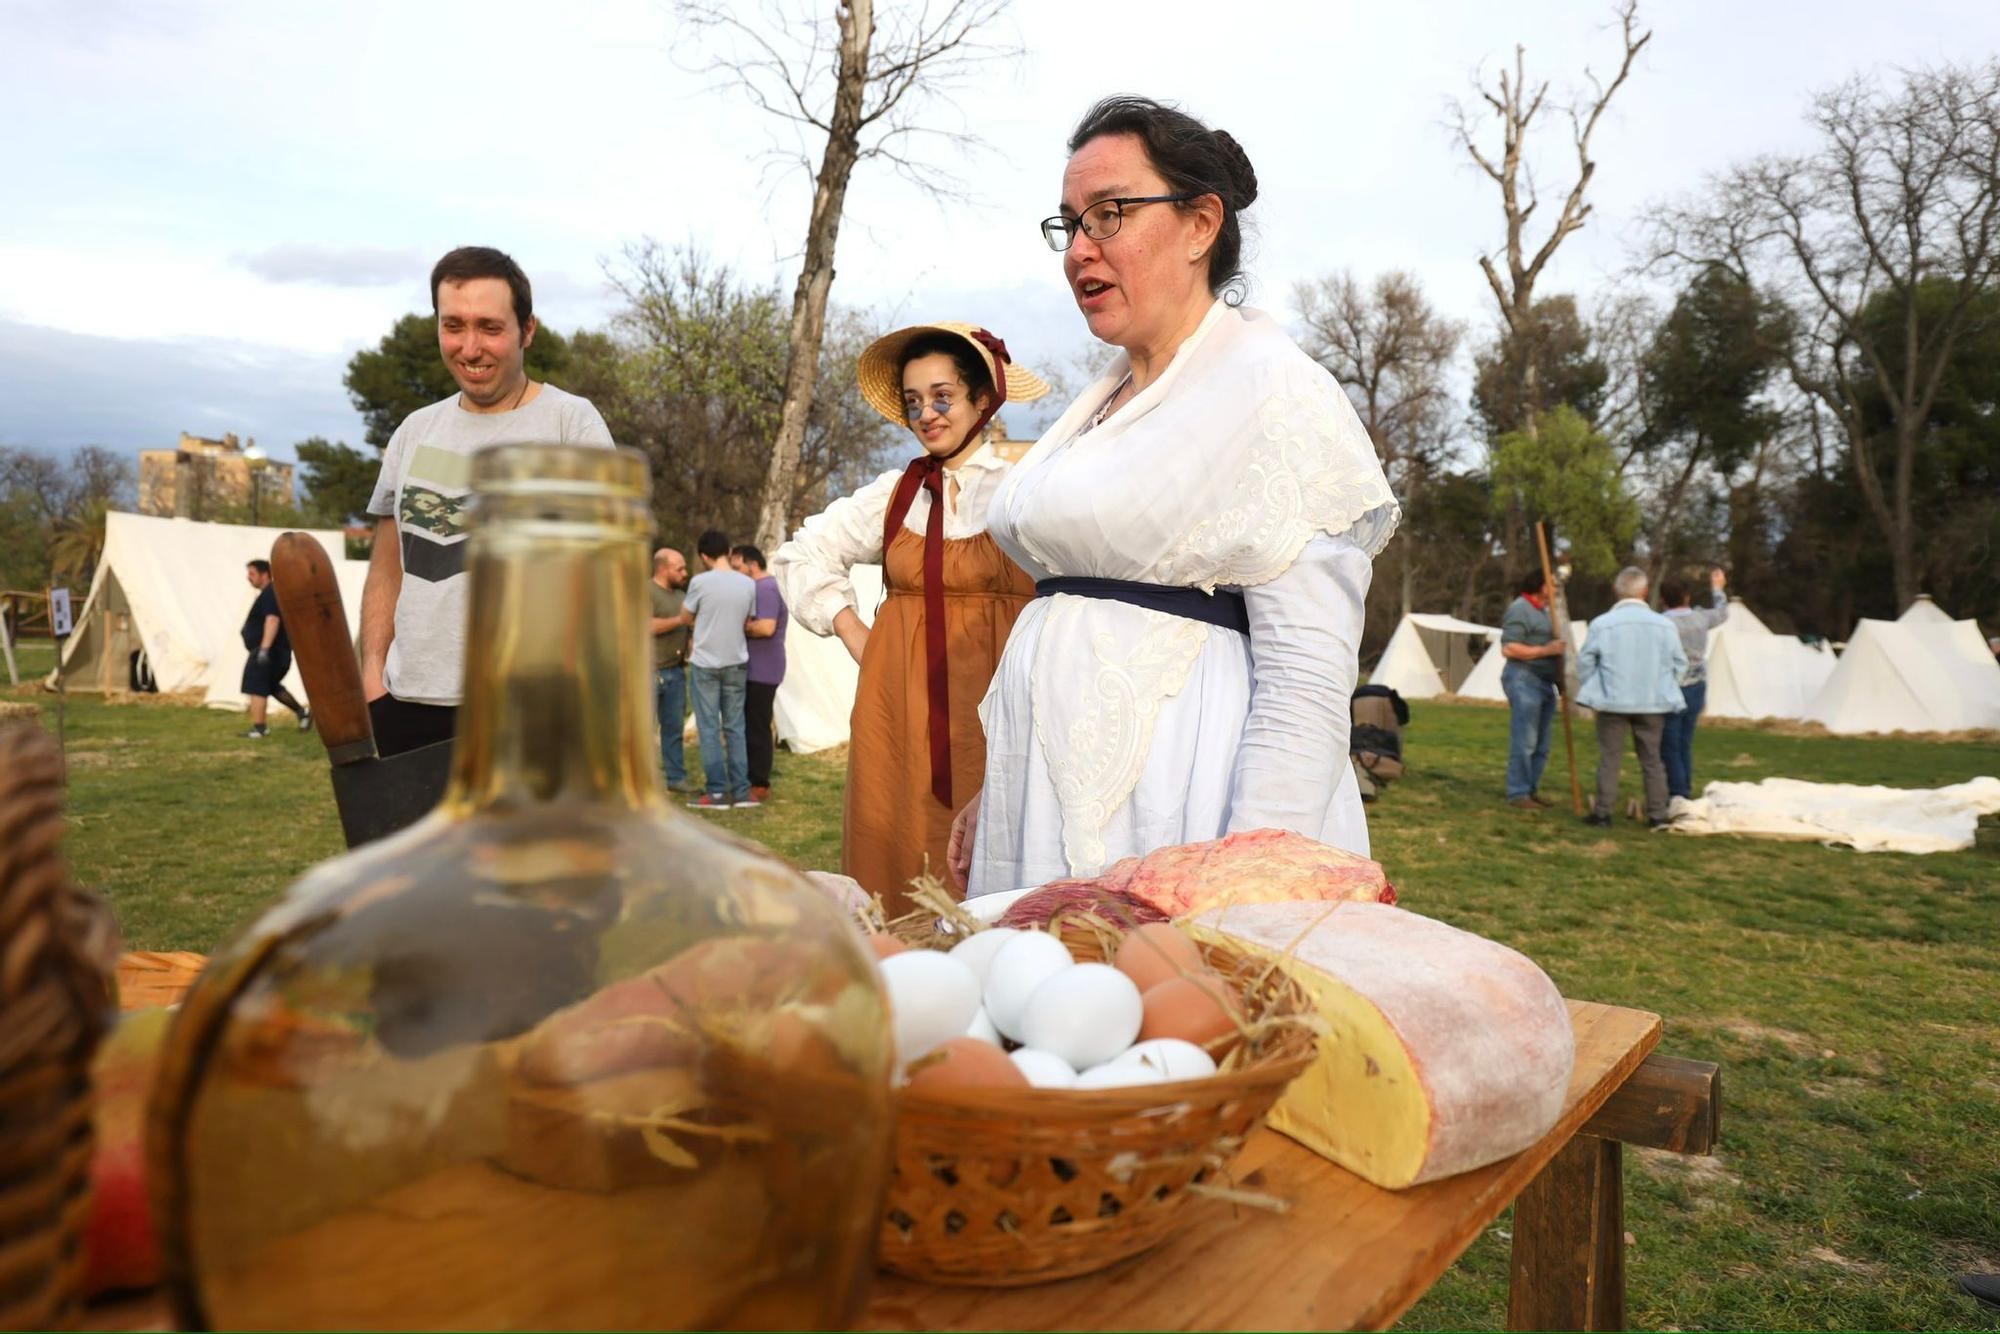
[{"left": 1040, "top": 193, "right": 1200, "bottom": 251}]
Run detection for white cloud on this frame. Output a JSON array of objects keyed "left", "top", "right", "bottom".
[{"left": 233, "top": 244, "right": 427, "bottom": 287}]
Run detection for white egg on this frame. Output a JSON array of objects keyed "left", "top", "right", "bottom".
[
  {"left": 1019, "top": 963, "right": 1144, "bottom": 1071},
  {"left": 1075, "top": 1060, "right": 1169, "bottom": 1090},
  {"left": 1114, "top": 1038, "right": 1218, "bottom": 1081},
  {"left": 947, "top": 927, "right": 1022, "bottom": 988},
  {"left": 877, "top": 949, "right": 981, "bottom": 1067},
  {"left": 965, "top": 1006, "right": 1003, "bottom": 1046},
  {"left": 981, "top": 931, "right": 1075, "bottom": 1041},
  {"left": 1008, "top": 1047, "right": 1079, "bottom": 1088}
]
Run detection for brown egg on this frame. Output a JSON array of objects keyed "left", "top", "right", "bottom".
[
  {"left": 1138, "top": 976, "right": 1245, "bottom": 1054},
  {"left": 903, "top": 1037, "right": 1030, "bottom": 1093},
  {"left": 1113, "top": 922, "right": 1209, "bottom": 995},
  {"left": 867, "top": 933, "right": 908, "bottom": 960}
]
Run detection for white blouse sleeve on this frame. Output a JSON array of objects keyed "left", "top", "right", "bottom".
[
  {"left": 771, "top": 469, "right": 901, "bottom": 636},
  {"left": 1227, "top": 533, "right": 1372, "bottom": 836}
]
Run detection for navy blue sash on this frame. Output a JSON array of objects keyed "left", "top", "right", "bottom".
[{"left": 1035, "top": 577, "right": 1250, "bottom": 635}]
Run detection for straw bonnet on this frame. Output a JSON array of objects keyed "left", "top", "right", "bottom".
[{"left": 856, "top": 322, "right": 1051, "bottom": 427}]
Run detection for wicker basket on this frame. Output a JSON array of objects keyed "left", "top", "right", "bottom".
[
  {"left": 0, "top": 726, "right": 120, "bottom": 1331},
  {"left": 877, "top": 914, "right": 1317, "bottom": 1286}
]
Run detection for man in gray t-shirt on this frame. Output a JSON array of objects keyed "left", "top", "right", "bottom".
[
  {"left": 360, "top": 247, "right": 613, "bottom": 756},
  {"left": 681, "top": 530, "right": 759, "bottom": 809}
]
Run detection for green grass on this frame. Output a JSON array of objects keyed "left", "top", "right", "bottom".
[{"left": 8, "top": 653, "right": 1997, "bottom": 1330}]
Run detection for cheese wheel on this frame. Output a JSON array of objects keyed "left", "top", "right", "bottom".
[{"left": 1191, "top": 901, "right": 1574, "bottom": 1189}]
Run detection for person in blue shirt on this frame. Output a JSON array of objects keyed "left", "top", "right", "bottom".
[
  {"left": 1576, "top": 566, "right": 1686, "bottom": 828},
  {"left": 1498, "top": 567, "right": 1568, "bottom": 810},
  {"left": 239, "top": 559, "right": 309, "bottom": 739}
]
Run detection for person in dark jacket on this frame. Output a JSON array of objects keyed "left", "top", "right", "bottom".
[{"left": 240, "top": 559, "right": 309, "bottom": 738}]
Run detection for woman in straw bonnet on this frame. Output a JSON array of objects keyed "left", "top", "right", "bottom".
[
  {"left": 947, "top": 96, "right": 1399, "bottom": 896},
  {"left": 773, "top": 322, "right": 1049, "bottom": 913}
]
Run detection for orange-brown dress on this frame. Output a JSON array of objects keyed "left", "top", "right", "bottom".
[{"left": 845, "top": 527, "right": 1033, "bottom": 913}]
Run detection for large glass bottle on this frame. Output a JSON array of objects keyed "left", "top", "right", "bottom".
[{"left": 148, "top": 444, "right": 894, "bottom": 1331}]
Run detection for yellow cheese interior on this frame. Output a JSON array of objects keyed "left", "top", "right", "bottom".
[{"left": 1191, "top": 925, "right": 1432, "bottom": 1189}]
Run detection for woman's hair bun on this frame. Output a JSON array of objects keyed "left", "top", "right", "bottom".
[{"left": 1211, "top": 130, "right": 1259, "bottom": 210}]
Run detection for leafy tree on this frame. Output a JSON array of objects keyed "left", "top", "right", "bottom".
[
  {"left": 1490, "top": 405, "right": 1637, "bottom": 576},
  {"left": 1472, "top": 295, "right": 1608, "bottom": 439},
  {"left": 344, "top": 313, "right": 573, "bottom": 448},
  {"left": 295, "top": 437, "right": 381, "bottom": 526}
]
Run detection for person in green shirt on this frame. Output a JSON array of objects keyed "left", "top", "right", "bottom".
[{"left": 649, "top": 547, "right": 693, "bottom": 792}]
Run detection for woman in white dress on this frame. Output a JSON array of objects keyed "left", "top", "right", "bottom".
[{"left": 948, "top": 96, "right": 1400, "bottom": 896}]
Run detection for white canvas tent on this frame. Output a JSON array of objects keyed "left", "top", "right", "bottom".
[
  {"left": 773, "top": 563, "right": 883, "bottom": 754},
  {"left": 1370, "top": 613, "right": 1499, "bottom": 699},
  {"left": 1805, "top": 616, "right": 2000, "bottom": 734},
  {"left": 1457, "top": 619, "right": 1589, "bottom": 702},
  {"left": 1702, "top": 599, "right": 1836, "bottom": 722},
  {"left": 1898, "top": 595, "right": 1953, "bottom": 625},
  {"left": 49, "top": 512, "right": 365, "bottom": 710}
]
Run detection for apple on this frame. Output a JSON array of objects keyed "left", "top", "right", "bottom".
[{"left": 84, "top": 1007, "right": 172, "bottom": 1296}]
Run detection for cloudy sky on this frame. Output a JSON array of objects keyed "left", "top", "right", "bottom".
[{"left": 5, "top": 0, "right": 1996, "bottom": 467}]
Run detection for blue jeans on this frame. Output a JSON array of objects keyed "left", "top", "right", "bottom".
[
  {"left": 1661, "top": 679, "right": 1706, "bottom": 800},
  {"left": 1503, "top": 663, "right": 1557, "bottom": 800},
  {"left": 690, "top": 663, "right": 749, "bottom": 801},
  {"left": 654, "top": 664, "right": 688, "bottom": 787}
]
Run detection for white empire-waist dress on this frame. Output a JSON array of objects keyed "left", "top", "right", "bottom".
[{"left": 967, "top": 301, "right": 1400, "bottom": 897}]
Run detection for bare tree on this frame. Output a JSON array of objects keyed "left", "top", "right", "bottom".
[
  {"left": 677, "top": 0, "right": 1018, "bottom": 551},
  {"left": 1649, "top": 61, "right": 2000, "bottom": 609},
  {"left": 1451, "top": 2, "right": 1650, "bottom": 433},
  {"left": 1296, "top": 270, "right": 1463, "bottom": 614}
]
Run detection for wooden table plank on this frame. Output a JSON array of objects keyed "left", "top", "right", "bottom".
[{"left": 861, "top": 1001, "right": 1660, "bottom": 1333}]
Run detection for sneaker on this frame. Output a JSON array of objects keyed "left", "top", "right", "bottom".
[
  {"left": 732, "top": 794, "right": 763, "bottom": 809},
  {"left": 298, "top": 709, "right": 313, "bottom": 732},
  {"left": 667, "top": 781, "right": 696, "bottom": 794},
  {"left": 1582, "top": 812, "right": 1613, "bottom": 828},
  {"left": 1648, "top": 816, "right": 1673, "bottom": 830},
  {"left": 748, "top": 786, "right": 771, "bottom": 803},
  {"left": 1506, "top": 796, "right": 1541, "bottom": 811},
  {"left": 686, "top": 794, "right": 731, "bottom": 810},
  {"left": 1527, "top": 792, "right": 1554, "bottom": 808},
  {"left": 241, "top": 726, "right": 269, "bottom": 739}
]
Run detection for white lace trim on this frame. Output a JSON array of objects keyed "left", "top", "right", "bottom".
[
  {"left": 1151, "top": 388, "right": 1401, "bottom": 592},
  {"left": 1030, "top": 597, "right": 1210, "bottom": 875}
]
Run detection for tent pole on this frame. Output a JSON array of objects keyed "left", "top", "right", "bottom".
[{"left": 1536, "top": 522, "right": 1584, "bottom": 815}]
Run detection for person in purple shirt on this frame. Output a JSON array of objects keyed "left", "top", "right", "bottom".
[{"left": 732, "top": 544, "right": 788, "bottom": 802}]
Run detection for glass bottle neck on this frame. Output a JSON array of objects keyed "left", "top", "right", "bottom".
[{"left": 445, "top": 468, "right": 663, "bottom": 814}]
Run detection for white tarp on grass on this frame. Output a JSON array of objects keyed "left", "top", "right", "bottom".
[
  {"left": 49, "top": 511, "right": 365, "bottom": 711},
  {"left": 1804, "top": 617, "right": 2000, "bottom": 735},
  {"left": 1673, "top": 775, "right": 2000, "bottom": 853},
  {"left": 773, "top": 563, "right": 883, "bottom": 754},
  {"left": 1371, "top": 612, "right": 1499, "bottom": 699}
]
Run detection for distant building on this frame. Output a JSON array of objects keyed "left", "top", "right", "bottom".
[
  {"left": 138, "top": 432, "right": 295, "bottom": 520},
  {"left": 987, "top": 416, "right": 1035, "bottom": 464}
]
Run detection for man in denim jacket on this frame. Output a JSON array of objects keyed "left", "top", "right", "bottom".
[{"left": 1576, "top": 567, "right": 1687, "bottom": 828}]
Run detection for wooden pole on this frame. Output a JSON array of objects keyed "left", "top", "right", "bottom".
[{"left": 1535, "top": 522, "right": 1584, "bottom": 815}]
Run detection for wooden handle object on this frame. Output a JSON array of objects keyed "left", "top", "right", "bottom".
[{"left": 269, "top": 533, "right": 375, "bottom": 763}]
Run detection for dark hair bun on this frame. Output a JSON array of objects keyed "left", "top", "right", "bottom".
[{"left": 1211, "top": 130, "right": 1259, "bottom": 210}]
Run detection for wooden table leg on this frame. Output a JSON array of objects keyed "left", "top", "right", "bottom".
[{"left": 1507, "top": 1134, "right": 1624, "bottom": 1331}]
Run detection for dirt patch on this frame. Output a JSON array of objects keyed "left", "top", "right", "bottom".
[
  {"left": 1805, "top": 1245, "right": 1886, "bottom": 1278},
  {"left": 1582, "top": 839, "right": 1622, "bottom": 859},
  {"left": 1714, "top": 1019, "right": 1820, "bottom": 1057},
  {"left": 1722, "top": 752, "right": 1760, "bottom": 767},
  {"left": 62, "top": 749, "right": 144, "bottom": 771}
]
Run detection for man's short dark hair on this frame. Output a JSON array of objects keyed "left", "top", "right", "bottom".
[
  {"left": 430, "top": 246, "right": 533, "bottom": 331},
  {"left": 247, "top": 559, "right": 272, "bottom": 576},
  {"left": 1660, "top": 575, "right": 1690, "bottom": 608},
  {"left": 1514, "top": 567, "right": 1547, "bottom": 597},
  {"left": 697, "top": 530, "right": 731, "bottom": 561},
  {"left": 731, "top": 543, "right": 766, "bottom": 570}
]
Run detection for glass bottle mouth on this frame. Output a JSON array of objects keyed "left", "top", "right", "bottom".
[{"left": 469, "top": 443, "right": 651, "bottom": 534}]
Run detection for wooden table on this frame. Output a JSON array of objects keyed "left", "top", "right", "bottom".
[{"left": 89, "top": 1001, "right": 1715, "bottom": 1333}]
